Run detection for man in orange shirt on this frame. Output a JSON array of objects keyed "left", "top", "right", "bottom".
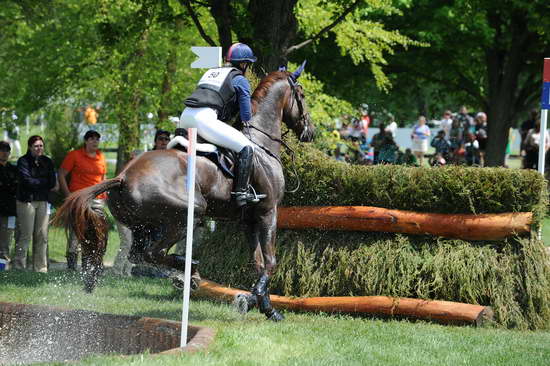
[{"left": 58, "top": 130, "right": 106, "bottom": 270}]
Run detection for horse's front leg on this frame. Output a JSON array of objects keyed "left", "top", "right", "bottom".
[{"left": 245, "top": 210, "right": 284, "bottom": 321}]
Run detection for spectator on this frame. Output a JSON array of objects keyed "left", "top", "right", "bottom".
[
  {"left": 440, "top": 110, "right": 453, "bottom": 140},
  {"left": 152, "top": 129, "right": 170, "bottom": 150},
  {"left": 520, "top": 109, "right": 539, "bottom": 168},
  {"left": 377, "top": 135, "right": 399, "bottom": 164},
  {"left": 58, "top": 130, "right": 107, "bottom": 270},
  {"left": 449, "top": 117, "right": 465, "bottom": 163},
  {"left": 410, "top": 116, "right": 431, "bottom": 166},
  {"left": 474, "top": 112, "right": 488, "bottom": 166},
  {"left": 0, "top": 141, "right": 18, "bottom": 264},
  {"left": 398, "top": 148, "right": 419, "bottom": 166},
  {"left": 13, "top": 136, "right": 56, "bottom": 272},
  {"left": 385, "top": 115, "right": 398, "bottom": 138},
  {"left": 464, "top": 133, "right": 480, "bottom": 166},
  {"left": 370, "top": 123, "right": 387, "bottom": 164},
  {"left": 522, "top": 119, "right": 549, "bottom": 170},
  {"left": 457, "top": 106, "right": 475, "bottom": 133},
  {"left": 431, "top": 130, "right": 451, "bottom": 160}
]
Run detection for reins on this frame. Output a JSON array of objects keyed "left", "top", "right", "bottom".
[{"left": 243, "top": 77, "right": 307, "bottom": 194}]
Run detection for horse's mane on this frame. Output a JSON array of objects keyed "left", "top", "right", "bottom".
[{"left": 251, "top": 71, "right": 289, "bottom": 114}]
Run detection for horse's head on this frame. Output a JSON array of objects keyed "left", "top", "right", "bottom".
[{"left": 282, "top": 62, "right": 315, "bottom": 142}]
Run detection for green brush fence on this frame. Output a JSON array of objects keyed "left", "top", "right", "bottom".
[{"left": 195, "top": 140, "right": 550, "bottom": 329}]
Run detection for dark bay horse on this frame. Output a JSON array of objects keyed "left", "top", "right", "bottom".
[{"left": 54, "top": 66, "right": 314, "bottom": 321}]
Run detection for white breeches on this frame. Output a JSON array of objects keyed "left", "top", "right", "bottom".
[{"left": 179, "top": 107, "right": 253, "bottom": 153}]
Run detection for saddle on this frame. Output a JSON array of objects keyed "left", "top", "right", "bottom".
[{"left": 167, "top": 130, "right": 236, "bottom": 178}]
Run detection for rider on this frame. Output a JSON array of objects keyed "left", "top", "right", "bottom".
[{"left": 178, "top": 42, "right": 260, "bottom": 208}]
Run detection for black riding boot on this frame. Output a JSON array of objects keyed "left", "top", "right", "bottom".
[{"left": 232, "top": 146, "right": 265, "bottom": 207}]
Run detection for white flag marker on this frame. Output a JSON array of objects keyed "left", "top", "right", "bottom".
[{"left": 190, "top": 47, "right": 222, "bottom": 69}]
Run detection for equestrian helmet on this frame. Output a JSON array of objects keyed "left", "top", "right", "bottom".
[{"left": 226, "top": 43, "right": 257, "bottom": 63}]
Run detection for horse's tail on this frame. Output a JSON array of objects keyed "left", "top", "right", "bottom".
[{"left": 53, "top": 177, "right": 123, "bottom": 244}]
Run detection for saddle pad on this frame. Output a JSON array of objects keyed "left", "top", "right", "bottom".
[{"left": 167, "top": 136, "right": 235, "bottom": 178}]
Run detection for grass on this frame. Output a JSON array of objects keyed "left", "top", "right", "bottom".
[
  {"left": 1, "top": 269, "right": 550, "bottom": 366},
  {"left": 1, "top": 225, "right": 550, "bottom": 365}
]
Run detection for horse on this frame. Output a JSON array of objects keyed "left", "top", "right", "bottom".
[{"left": 53, "top": 65, "right": 314, "bottom": 321}]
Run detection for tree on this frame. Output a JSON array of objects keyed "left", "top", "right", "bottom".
[
  {"left": 0, "top": 0, "right": 206, "bottom": 169},
  {"left": 183, "top": 0, "right": 419, "bottom": 88},
  {"left": 378, "top": 0, "right": 550, "bottom": 166}
]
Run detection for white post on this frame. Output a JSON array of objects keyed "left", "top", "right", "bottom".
[
  {"left": 539, "top": 110, "right": 549, "bottom": 176},
  {"left": 180, "top": 127, "right": 197, "bottom": 348},
  {"left": 180, "top": 46, "right": 221, "bottom": 348}
]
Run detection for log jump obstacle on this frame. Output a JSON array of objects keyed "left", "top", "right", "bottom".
[
  {"left": 277, "top": 206, "right": 532, "bottom": 241},
  {"left": 195, "top": 280, "right": 494, "bottom": 326}
]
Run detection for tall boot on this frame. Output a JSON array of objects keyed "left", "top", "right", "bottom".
[{"left": 231, "top": 146, "right": 265, "bottom": 207}]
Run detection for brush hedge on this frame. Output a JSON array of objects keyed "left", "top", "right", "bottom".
[{"left": 195, "top": 142, "right": 550, "bottom": 329}]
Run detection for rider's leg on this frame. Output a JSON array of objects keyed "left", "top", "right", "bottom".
[{"left": 179, "top": 107, "right": 263, "bottom": 206}]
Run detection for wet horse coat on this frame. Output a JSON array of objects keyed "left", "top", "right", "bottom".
[{"left": 54, "top": 68, "right": 314, "bottom": 321}]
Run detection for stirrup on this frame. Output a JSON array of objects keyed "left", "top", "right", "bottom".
[{"left": 232, "top": 185, "right": 267, "bottom": 204}]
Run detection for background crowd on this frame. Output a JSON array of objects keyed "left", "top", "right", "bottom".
[{"left": 331, "top": 106, "right": 545, "bottom": 170}]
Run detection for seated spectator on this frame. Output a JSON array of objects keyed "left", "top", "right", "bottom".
[
  {"left": 431, "top": 130, "right": 451, "bottom": 160},
  {"left": 13, "top": 136, "right": 56, "bottom": 272},
  {"left": 464, "top": 133, "right": 480, "bottom": 166},
  {"left": 430, "top": 152, "right": 447, "bottom": 167},
  {"left": 378, "top": 135, "right": 399, "bottom": 164},
  {"left": 0, "top": 141, "right": 18, "bottom": 264},
  {"left": 397, "top": 148, "right": 419, "bottom": 166}
]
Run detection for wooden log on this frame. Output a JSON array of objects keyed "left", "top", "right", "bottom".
[
  {"left": 195, "top": 280, "right": 494, "bottom": 326},
  {"left": 277, "top": 206, "right": 532, "bottom": 241}
]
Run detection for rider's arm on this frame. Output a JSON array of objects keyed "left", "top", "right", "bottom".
[{"left": 232, "top": 75, "right": 252, "bottom": 122}]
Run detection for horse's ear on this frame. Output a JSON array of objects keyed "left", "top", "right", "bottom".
[{"left": 290, "top": 60, "right": 307, "bottom": 81}]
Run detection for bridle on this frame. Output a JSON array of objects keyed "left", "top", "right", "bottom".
[
  {"left": 287, "top": 76, "right": 311, "bottom": 141},
  {"left": 244, "top": 76, "right": 310, "bottom": 193}
]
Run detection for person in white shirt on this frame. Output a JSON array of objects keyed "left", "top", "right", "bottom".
[
  {"left": 440, "top": 110, "right": 453, "bottom": 140},
  {"left": 410, "top": 116, "right": 431, "bottom": 166}
]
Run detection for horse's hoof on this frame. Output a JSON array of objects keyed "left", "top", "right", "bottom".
[
  {"left": 267, "top": 309, "right": 284, "bottom": 322},
  {"left": 234, "top": 293, "right": 256, "bottom": 314}
]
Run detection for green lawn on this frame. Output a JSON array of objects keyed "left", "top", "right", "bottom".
[
  {"left": 1, "top": 269, "right": 550, "bottom": 366},
  {"left": 1, "top": 223, "right": 550, "bottom": 365}
]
